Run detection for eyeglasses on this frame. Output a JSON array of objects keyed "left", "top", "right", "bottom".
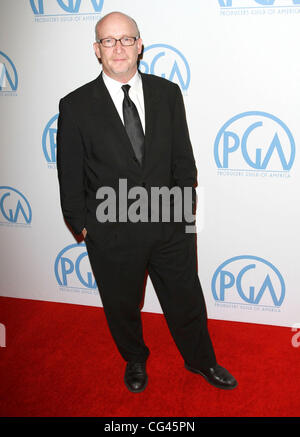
[{"left": 96, "top": 36, "right": 139, "bottom": 48}]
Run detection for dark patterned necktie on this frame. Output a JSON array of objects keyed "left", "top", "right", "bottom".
[{"left": 121, "top": 84, "right": 145, "bottom": 165}]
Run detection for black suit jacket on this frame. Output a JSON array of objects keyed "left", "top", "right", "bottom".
[{"left": 57, "top": 72, "right": 197, "bottom": 238}]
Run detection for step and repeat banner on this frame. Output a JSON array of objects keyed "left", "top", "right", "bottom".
[{"left": 1, "top": 0, "right": 299, "bottom": 328}]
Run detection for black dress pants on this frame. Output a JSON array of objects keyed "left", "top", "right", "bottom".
[{"left": 85, "top": 221, "right": 217, "bottom": 369}]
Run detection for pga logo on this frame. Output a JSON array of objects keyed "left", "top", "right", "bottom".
[
  {"left": 0, "top": 186, "right": 32, "bottom": 225},
  {"left": 30, "top": 0, "right": 104, "bottom": 15},
  {"left": 43, "top": 114, "right": 58, "bottom": 164},
  {"left": 214, "top": 111, "right": 295, "bottom": 171},
  {"left": 0, "top": 51, "right": 18, "bottom": 92},
  {"left": 140, "top": 44, "right": 190, "bottom": 92},
  {"left": 55, "top": 243, "right": 97, "bottom": 290},
  {"left": 212, "top": 255, "right": 285, "bottom": 307}
]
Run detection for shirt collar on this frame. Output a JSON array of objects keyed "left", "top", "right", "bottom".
[{"left": 102, "top": 70, "right": 142, "bottom": 97}]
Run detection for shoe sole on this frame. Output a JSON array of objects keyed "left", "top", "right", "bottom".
[
  {"left": 184, "top": 363, "right": 238, "bottom": 390},
  {"left": 124, "top": 375, "right": 148, "bottom": 393}
]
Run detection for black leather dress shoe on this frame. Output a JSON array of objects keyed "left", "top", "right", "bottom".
[
  {"left": 185, "top": 363, "right": 237, "bottom": 390},
  {"left": 124, "top": 362, "right": 148, "bottom": 393}
]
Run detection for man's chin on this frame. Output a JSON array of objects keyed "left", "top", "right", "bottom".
[
  {"left": 108, "top": 68, "right": 137, "bottom": 82},
  {"left": 113, "top": 69, "right": 129, "bottom": 76}
]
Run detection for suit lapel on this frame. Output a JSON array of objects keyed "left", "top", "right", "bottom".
[
  {"left": 140, "top": 72, "right": 160, "bottom": 170},
  {"left": 90, "top": 72, "right": 160, "bottom": 171},
  {"left": 91, "top": 73, "right": 138, "bottom": 163}
]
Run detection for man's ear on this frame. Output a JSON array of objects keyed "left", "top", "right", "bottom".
[
  {"left": 137, "top": 38, "right": 143, "bottom": 55},
  {"left": 93, "top": 42, "right": 101, "bottom": 60}
]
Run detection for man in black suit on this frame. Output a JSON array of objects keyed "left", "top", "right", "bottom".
[{"left": 57, "top": 11, "right": 237, "bottom": 393}]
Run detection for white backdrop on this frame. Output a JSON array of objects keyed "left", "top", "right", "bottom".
[{"left": 1, "top": 0, "right": 300, "bottom": 328}]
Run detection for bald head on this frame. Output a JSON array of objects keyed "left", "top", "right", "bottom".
[{"left": 95, "top": 12, "right": 140, "bottom": 41}]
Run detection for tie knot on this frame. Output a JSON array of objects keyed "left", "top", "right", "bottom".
[{"left": 122, "top": 84, "right": 131, "bottom": 97}]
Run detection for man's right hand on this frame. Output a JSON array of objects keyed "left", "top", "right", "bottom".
[{"left": 82, "top": 228, "right": 87, "bottom": 239}]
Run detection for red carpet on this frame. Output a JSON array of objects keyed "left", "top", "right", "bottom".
[{"left": 0, "top": 296, "right": 299, "bottom": 417}]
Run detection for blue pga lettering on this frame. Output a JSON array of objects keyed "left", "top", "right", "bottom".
[
  {"left": 43, "top": 114, "right": 58, "bottom": 164},
  {"left": 212, "top": 255, "right": 285, "bottom": 307},
  {"left": 214, "top": 111, "right": 295, "bottom": 171},
  {"left": 139, "top": 44, "right": 190, "bottom": 92},
  {"left": 30, "top": 0, "right": 44, "bottom": 13},
  {"left": 29, "top": 0, "right": 104, "bottom": 15},
  {"left": 0, "top": 51, "right": 18, "bottom": 92},
  {"left": 55, "top": 243, "right": 97, "bottom": 289},
  {"left": 218, "top": 1, "right": 300, "bottom": 6},
  {"left": 0, "top": 187, "right": 32, "bottom": 225}
]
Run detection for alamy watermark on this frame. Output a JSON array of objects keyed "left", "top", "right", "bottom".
[
  {"left": 95, "top": 179, "right": 200, "bottom": 233},
  {"left": 291, "top": 323, "right": 300, "bottom": 348},
  {"left": 0, "top": 323, "right": 6, "bottom": 347}
]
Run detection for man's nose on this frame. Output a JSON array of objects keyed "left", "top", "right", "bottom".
[{"left": 114, "top": 40, "right": 124, "bottom": 52}]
